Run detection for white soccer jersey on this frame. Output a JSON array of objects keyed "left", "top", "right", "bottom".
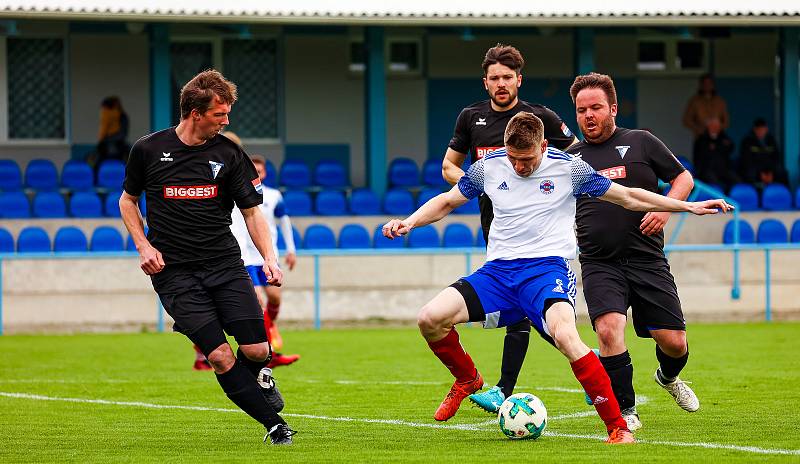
[
  {"left": 230, "top": 186, "right": 296, "bottom": 266},
  {"left": 457, "top": 147, "right": 611, "bottom": 261}
]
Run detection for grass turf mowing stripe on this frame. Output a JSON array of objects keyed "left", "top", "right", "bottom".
[{"left": 2, "top": 391, "right": 798, "bottom": 456}]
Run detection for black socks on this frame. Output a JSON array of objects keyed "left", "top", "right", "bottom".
[
  {"left": 497, "top": 320, "right": 531, "bottom": 398},
  {"left": 215, "top": 361, "right": 284, "bottom": 429},
  {"left": 656, "top": 345, "right": 689, "bottom": 381},
  {"left": 599, "top": 350, "right": 636, "bottom": 411}
]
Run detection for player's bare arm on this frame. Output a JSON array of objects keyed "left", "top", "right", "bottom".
[
  {"left": 241, "top": 205, "right": 284, "bottom": 287},
  {"left": 442, "top": 148, "right": 467, "bottom": 185},
  {"left": 383, "top": 185, "right": 470, "bottom": 239},
  {"left": 119, "top": 191, "right": 164, "bottom": 275},
  {"left": 640, "top": 170, "right": 695, "bottom": 236},
  {"left": 600, "top": 182, "right": 733, "bottom": 216}
]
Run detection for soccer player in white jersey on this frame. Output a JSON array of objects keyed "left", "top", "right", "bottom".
[
  {"left": 382, "top": 112, "right": 732, "bottom": 444},
  {"left": 230, "top": 155, "right": 300, "bottom": 368}
]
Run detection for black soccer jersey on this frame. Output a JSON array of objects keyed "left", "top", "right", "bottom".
[
  {"left": 568, "top": 128, "right": 686, "bottom": 261},
  {"left": 123, "top": 128, "right": 263, "bottom": 265},
  {"left": 448, "top": 100, "right": 576, "bottom": 238}
]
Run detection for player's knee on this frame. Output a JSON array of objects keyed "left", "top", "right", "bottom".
[
  {"left": 206, "top": 344, "right": 236, "bottom": 372},
  {"left": 417, "top": 304, "right": 443, "bottom": 332},
  {"left": 657, "top": 331, "right": 687, "bottom": 357},
  {"left": 240, "top": 342, "right": 271, "bottom": 362}
]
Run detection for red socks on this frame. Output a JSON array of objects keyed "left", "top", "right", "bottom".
[
  {"left": 267, "top": 303, "right": 280, "bottom": 322},
  {"left": 263, "top": 311, "right": 273, "bottom": 343},
  {"left": 193, "top": 344, "right": 206, "bottom": 361},
  {"left": 571, "top": 351, "right": 627, "bottom": 432},
  {"left": 427, "top": 329, "right": 476, "bottom": 383}
]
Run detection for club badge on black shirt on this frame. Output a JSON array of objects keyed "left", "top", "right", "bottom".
[{"left": 123, "top": 128, "right": 263, "bottom": 264}]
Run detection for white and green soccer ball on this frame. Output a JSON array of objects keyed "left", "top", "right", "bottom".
[{"left": 498, "top": 393, "right": 547, "bottom": 440}]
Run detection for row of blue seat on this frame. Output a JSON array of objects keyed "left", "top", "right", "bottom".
[
  {"left": 722, "top": 219, "right": 800, "bottom": 244},
  {"left": 664, "top": 182, "right": 800, "bottom": 211},
  {"left": 0, "top": 191, "right": 143, "bottom": 219},
  {"left": 0, "top": 188, "right": 469, "bottom": 219},
  {"left": 0, "top": 222, "right": 487, "bottom": 254},
  {"left": 0, "top": 159, "right": 125, "bottom": 192},
  {"left": 285, "top": 188, "right": 477, "bottom": 216},
  {"left": 0, "top": 226, "right": 133, "bottom": 253}
]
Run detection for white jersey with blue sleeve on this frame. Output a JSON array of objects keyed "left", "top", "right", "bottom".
[
  {"left": 457, "top": 147, "right": 611, "bottom": 261},
  {"left": 230, "top": 186, "right": 296, "bottom": 266}
]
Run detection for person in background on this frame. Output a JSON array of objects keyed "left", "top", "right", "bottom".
[
  {"left": 693, "top": 117, "right": 739, "bottom": 190},
  {"left": 96, "top": 96, "right": 130, "bottom": 166},
  {"left": 683, "top": 74, "right": 729, "bottom": 140},
  {"left": 738, "top": 118, "right": 787, "bottom": 187}
]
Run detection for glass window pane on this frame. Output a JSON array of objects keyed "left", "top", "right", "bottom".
[
  {"left": 7, "top": 38, "right": 65, "bottom": 139},
  {"left": 222, "top": 39, "right": 278, "bottom": 139}
]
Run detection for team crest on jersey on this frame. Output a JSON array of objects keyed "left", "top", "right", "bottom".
[
  {"left": 615, "top": 146, "right": 630, "bottom": 159},
  {"left": 560, "top": 122, "right": 573, "bottom": 137},
  {"left": 540, "top": 179, "right": 555, "bottom": 195},
  {"left": 476, "top": 117, "right": 487, "bottom": 126},
  {"left": 209, "top": 161, "right": 224, "bottom": 179},
  {"left": 497, "top": 181, "right": 509, "bottom": 191},
  {"left": 252, "top": 178, "right": 263, "bottom": 193},
  {"left": 552, "top": 279, "right": 565, "bottom": 293}
]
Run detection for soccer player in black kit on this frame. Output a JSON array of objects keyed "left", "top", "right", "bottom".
[
  {"left": 119, "top": 70, "right": 296, "bottom": 445},
  {"left": 440, "top": 44, "right": 578, "bottom": 412},
  {"left": 567, "top": 73, "right": 700, "bottom": 431}
]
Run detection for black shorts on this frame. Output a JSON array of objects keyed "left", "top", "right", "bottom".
[
  {"left": 151, "top": 255, "right": 264, "bottom": 337},
  {"left": 580, "top": 257, "right": 685, "bottom": 338}
]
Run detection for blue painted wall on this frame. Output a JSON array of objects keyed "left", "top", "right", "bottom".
[{"left": 715, "top": 77, "right": 776, "bottom": 155}]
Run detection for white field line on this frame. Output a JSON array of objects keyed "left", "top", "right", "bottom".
[{"left": 1, "top": 391, "right": 798, "bottom": 456}]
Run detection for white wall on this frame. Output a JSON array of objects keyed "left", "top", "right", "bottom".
[{"left": 69, "top": 34, "right": 151, "bottom": 145}]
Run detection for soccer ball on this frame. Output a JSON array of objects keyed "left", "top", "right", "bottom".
[{"left": 498, "top": 393, "right": 547, "bottom": 440}]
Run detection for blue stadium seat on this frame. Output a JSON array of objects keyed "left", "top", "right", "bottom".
[
  {"left": 315, "top": 190, "right": 347, "bottom": 216},
  {"left": 409, "top": 225, "right": 440, "bottom": 248},
  {"left": 756, "top": 219, "right": 788, "bottom": 244},
  {"left": 314, "top": 159, "right": 347, "bottom": 188},
  {"left": 728, "top": 184, "right": 759, "bottom": 211},
  {"left": 54, "top": 226, "right": 88, "bottom": 252},
  {"left": 32, "top": 191, "right": 67, "bottom": 218},
  {"left": 90, "top": 226, "right": 125, "bottom": 251},
  {"left": 69, "top": 191, "right": 103, "bottom": 218},
  {"left": 791, "top": 220, "right": 800, "bottom": 243},
  {"left": 795, "top": 187, "right": 800, "bottom": 209},
  {"left": 262, "top": 160, "right": 278, "bottom": 188},
  {"left": 97, "top": 160, "right": 126, "bottom": 190},
  {"left": 303, "top": 224, "right": 336, "bottom": 249},
  {"left": 0, "top": 228, "right": 14, "bottom": 253},
  {"left": 692, "top": 184, "right": 723, "bottom": 202},
  {"left": 416, "top": 188, "right": 443, "bottom": 209},
  {"left": 25, "top": 159, "right": 59, "bottom": 191},
  {"left": 388, "top": 158, "right": 419, "bottom": 187},
  {"left": 280, "top": 159, "right": 312, "bottom": 188},
  {"left": 104, "top": 191, "right": 122, "bottom": 217},
  {"left": 383, "top": 189, "right": 415, "bottom": 215},
  {"left": 283, "top": 191, "right": 312, "bottom": 216},
  {"left": 453, "top": 197, "right": 480, "bottom": 214},
  {"left": 443, "top": 223, "right": 473, "bottom": 248},
  {"left": 277, "top": 226, "right": 302, "bottom": 251},
  {"left": 373, "top": 225, "right": 405, "bottom": 248},
  {"left": 61, "top": 160, "right": 94, "bottom": 191},
  {"left": 722, "top": 220, "right": 755, "bottom": 244},
  {"left": 339, "top": 224, "right": 371, "bottom": 248},
  {"left": 475, "top": 226, "right": 486, "bottom": 247},
  {"left": 0, "top": 191, "right": 31, "bottom": 218},
  {"left": 17, "top": 227, "right": 51, "bottom": 253},
  {"left": 349, "top": 188, "right": 381, "bottom": 215},
  {"left": 0, "top": 159, "right": 23, "bottom": 191},
  {"left": 676, "top": 156, "right": 695, "bottom": 175},
  {"left": 422, "top": 159, "right": 448, "bottom": 187},
  {"left": 138, "top": 192, "right": 147, "bottom": 216},
  {"left": 761, "top": 184, "right": 792, "bottom": 211}
]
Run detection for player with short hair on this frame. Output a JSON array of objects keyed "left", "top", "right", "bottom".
[
  {"left": 441, "top": 43, "right": 577, "bottom": 411},
  {"left": 230, "top": 154, "right": 300, "bottom": 368},
  {"left": 383, "top": 111, "right": 732, "bottom": 444},
  {"left": 567, "top": 72, "right": 702, "bottom": 430},
  {"left": 119, "top": 69, "right": 296, "bottom": 445}
]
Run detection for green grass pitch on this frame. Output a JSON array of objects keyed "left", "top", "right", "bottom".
[{"left": 1, "top": 322, "right": 799, "bottom": 463}]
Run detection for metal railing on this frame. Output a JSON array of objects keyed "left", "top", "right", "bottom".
[{"left": 2, "top": 242, "right": 799, "bottom": 334}]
